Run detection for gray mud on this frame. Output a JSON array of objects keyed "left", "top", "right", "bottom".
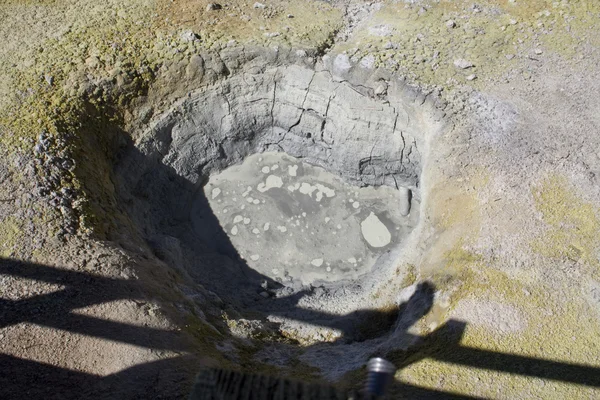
[{"left": 199, "top": 152, "right": 419, "bottom": 286}]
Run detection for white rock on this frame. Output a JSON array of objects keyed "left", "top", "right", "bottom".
[
  {"left": 360, "top": 54, "right": 376, "bottom": 69},
  {"left": 333, "top": 54, "right": 352, "bottom": 75},
  {"left": 368, "top": 24, "right": 393, "bottom": 37},
  {"left": 299, "top": 182, "right": 317, "bottom": 197},
  {"left": 253, "top": 2, "right": 266, "bottom": 9},
  {"left": 180, "top": 30, "right": 199, "bottom": 42},
  {"left": 454, "top": 59, "right": 474, "bottom": 69},
  {"left": 258, "top": 175, "right": 283, "bottom": 192},
  {"left": 360, "top": 212, "right": 391, "bottom": 248}
]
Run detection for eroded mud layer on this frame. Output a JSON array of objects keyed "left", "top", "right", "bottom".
[{"left": 194, "top": 152, "right": 419, "bottom": 285}]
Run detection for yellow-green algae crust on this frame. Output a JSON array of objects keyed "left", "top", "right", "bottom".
[
  {"left": 532, "top": 175, "right": 600, "bottom": 272},
  {"left": 0, "top": 216, "right": 21, "bottom": 258},
  {"left": 334, "top": 0, "right": 600, "bottom": 92},
  {"left": 393, "top": 252, "right": 600, "bottom": 398}
]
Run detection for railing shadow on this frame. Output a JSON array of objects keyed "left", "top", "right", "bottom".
[
  {"left": 0, "top": 258, "right": 195, "bottom": 400},
  {"left": 2, "top": 258, "right": 600, "bottom": 399}
]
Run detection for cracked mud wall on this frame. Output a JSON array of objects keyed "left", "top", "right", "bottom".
[{"left": 131, "top": 61, "right": 442, "bottom": 191}]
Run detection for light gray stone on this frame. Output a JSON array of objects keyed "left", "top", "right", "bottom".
[{"left": 454, "top": 58, "right": 474, "bottom": 69}]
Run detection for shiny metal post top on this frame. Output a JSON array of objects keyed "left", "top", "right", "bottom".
[
  {"left": 365, "top": 357, "right": 397, "bottom": 397},
  {"left": 367, "top": 357, "right": 397, "bottom": 374}
]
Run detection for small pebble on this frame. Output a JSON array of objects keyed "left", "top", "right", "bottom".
[
  {"left": 446, "top": 20, "right": 456, "bottom": 28},
  {"left": 206, "top": 3, "right": 222, "bottom": 11},
  {"left": 253, "top": 2, "right": 266, "bottom": 9},
  {"left": 454, "top": 59, "right": 474, "bottom": 69},
  {"left": 180, "top": 30, "right": 199, "bottom": 43},
  {"left": 466, "top": 74, "right": 477, "bottom": 81}
]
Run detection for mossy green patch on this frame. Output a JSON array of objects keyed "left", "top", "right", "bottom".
[
  {"left": 532, "top": 175, "right": 600, "bottom": 270},
  {"left": 394, "top": 267, "right": 600, "bottom": 399},
  {"left": 0, "top": 216, "right": 21, "bottom": 257},
  {"left": 0, "top": 15, "right": 165, "bottom": 235},
  {"left": 183, "top": 313, "right": 234, "bottom": 364},
  {"left": 443, "top": 242, "right": 483, "bottom": 271},
  {"left": 157, "top": 0, "right": 343, "bottom": 51},
  {"left": 384, "top": 244, "right": 600, "bottom": 399},
  {"left": 335, "top": 0, "right": 600, "bottom": 94}
]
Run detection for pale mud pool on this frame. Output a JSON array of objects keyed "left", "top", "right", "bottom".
[{"left": 192, "top": 152, "right": 419, "bottom": 286}]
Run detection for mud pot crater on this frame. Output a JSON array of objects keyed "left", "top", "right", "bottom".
[{"left": 115, "top": 59, "right": 444, "bottom": 345}]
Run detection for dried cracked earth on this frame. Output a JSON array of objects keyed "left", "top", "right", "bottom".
[{"left": 1, "top": 0, "right": 600, "bottom": 399}]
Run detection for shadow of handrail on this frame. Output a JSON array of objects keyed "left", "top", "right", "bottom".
[
  {"left": 390, "top": 319, "right": 600, "bottom": 391},
  {"left": 1, "top": 257, "right": 600, "bottom": 399}
]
